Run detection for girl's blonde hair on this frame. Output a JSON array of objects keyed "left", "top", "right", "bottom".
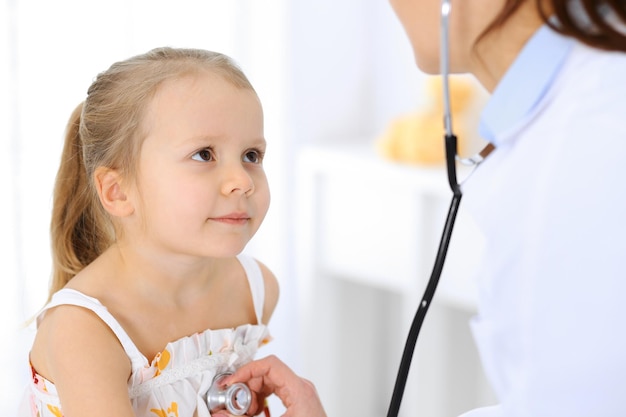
[{"left": 49, "top": 47, "right": 255, "bottom": 301}]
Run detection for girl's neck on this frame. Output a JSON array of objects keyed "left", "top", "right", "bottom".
[{"left": 104, "top": 242, "right": 224, "bottom": 306}]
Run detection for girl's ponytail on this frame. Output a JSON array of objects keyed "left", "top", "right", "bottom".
[{"left": 49, "top": 103, "right": 112, "bottom": 300}]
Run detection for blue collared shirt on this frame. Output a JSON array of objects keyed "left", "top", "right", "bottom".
[{"left": 478, "top": 25, "right": 574, "bottom": 146}]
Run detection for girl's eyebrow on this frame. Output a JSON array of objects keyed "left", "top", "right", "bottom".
[
  {"left": 249, "top": 137, "right": 267, "bottom": 147},
  {"left": 180, "top": 135, "right": 267, "bottom": 149},
  {"left": 182, "top": 135, "right": 223, "bottom": 146},
  {"left": 185, "top": 135, "right": 267, "bottom": 145}
]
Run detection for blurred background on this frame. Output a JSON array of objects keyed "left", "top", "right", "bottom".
[{"left": 1, "top": 0, "right": 495, "bottom": 415}]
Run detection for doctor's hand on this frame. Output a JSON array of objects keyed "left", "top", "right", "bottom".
[{"left": 224, "top": 355, "right": 327, "bottom": 417}]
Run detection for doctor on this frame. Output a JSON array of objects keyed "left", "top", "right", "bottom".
[{"left": 228, "top": 0, "right": 626, "bottom": 415}]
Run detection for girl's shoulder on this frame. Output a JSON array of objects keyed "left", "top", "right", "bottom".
[{"left": 29, "top": 288, "right": 134, "bottom": 387}]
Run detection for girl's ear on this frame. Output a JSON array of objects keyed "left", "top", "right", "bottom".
[{"left": 94, "top": 167, "right": 135, "bottom": 217}]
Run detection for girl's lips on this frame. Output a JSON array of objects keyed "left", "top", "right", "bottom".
[{"left": 210, "top": 213, "right": 250, "bottom": 225}]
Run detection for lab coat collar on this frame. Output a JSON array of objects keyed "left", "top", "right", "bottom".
[{"left": 478, "top": 25, "right": 574, "bottom": 146}]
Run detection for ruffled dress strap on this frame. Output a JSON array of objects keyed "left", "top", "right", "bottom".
[
  {"left": 39, "top": 288, "right": 148, "bottom": 368},
  {"left": 237, "top": 253, "right": 265, "bottom": 324}
]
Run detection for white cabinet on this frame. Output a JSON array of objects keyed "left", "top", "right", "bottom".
[{"left": 294, "top": 144, "right": 495, "bottom": 417}]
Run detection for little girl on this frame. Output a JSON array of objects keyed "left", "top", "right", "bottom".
[{"left": 20, "top": 47, "right": 279, "bottom": 417}]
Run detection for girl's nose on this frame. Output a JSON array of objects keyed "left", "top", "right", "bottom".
[{"left": 220, "top": 163, "right": 254, "bottom": 196}]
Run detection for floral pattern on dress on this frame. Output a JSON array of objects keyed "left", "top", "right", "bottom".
[
  {"left": 153, "top": 349, "right": 171, "bottom": 377},
  {"left": 150, "top": 402, "right": 179, "bottom": 417}
]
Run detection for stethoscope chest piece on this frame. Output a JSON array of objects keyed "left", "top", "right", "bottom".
[{"left": 207, "top": 372, "right": 252, "bottom": 416}]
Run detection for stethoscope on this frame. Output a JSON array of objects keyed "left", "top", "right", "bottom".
[
  {"left": 208, "top": 372, "right": 253, "bottom": 415},
  {"left": 385, "top": 0, "right": 493, "bottom": 416}
]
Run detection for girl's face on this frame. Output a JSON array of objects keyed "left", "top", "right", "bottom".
[
  {"left": 129, "top": 72, "right": 270, "bottom": 259},
  {"left": 388, "top": 0, "right": 502, "bottom": 74}
]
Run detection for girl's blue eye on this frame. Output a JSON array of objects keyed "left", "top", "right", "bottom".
[
  {"left": 192, "top": 148, "right": 214, "bottom": 162},
  {"left": 243, "top": 149, "right": 264, "bottom": 164}
]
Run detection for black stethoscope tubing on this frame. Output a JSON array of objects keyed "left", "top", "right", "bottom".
[
  {"left": 385, "top": 132, "right": 462, "bottom": 417},
  {"left": 385, "top": 0, "right": 489, "bottom": 414}
]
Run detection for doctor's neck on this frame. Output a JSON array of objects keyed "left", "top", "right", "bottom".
[
  {"left": 470, "top": 0, "right": 626, "bottom": 92},
  {"left": 469, "top": 1, "right": 546, "bottom": 92}
]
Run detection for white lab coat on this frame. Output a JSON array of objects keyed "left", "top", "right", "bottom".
[{"left": 460, "top": 40, "right": 626, "bottom": 416}]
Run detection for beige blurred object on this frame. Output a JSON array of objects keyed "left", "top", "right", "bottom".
[{"left": 376, "top": 76, "right": 476, "bottom": 165}]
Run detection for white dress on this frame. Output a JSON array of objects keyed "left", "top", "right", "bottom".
[{"left": 20, "top": 254, "right": 271, "bottom": 417}]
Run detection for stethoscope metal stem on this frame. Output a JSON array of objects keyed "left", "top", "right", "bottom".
[{"left": 441, "top": 0, "right": 453, "bottom": 137}]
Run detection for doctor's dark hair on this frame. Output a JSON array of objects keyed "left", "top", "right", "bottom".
[
  {"left": 50, "top": 47, "right": 255, "bottom": 301},
  {"left": 484, "top": 0, "right": 626, "bottom": 51}
]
